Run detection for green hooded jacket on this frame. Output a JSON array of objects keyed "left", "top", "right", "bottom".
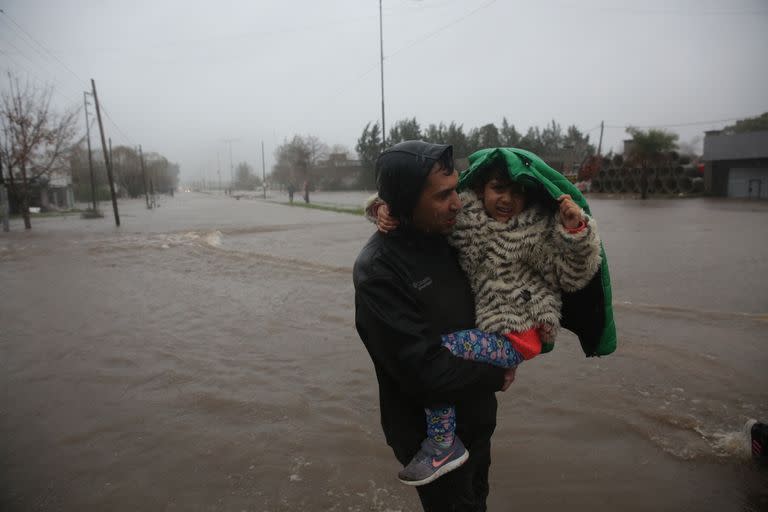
[{"left": 459, "top": 147, "right": 617, "bottom": 357}]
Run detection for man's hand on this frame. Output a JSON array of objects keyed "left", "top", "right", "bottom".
[
  {"left": 557, "top": 194, "right": 583, "bottom": 230},
  {"left": 500, "top": 366, "right": 517, "bottom": 391},
  {"left": 377, "top": 203, "right": 400, "bottom": 233}
]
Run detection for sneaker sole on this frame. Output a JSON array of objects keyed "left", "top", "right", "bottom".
[{"left": 398, "top": 449, "right": 470, "bottom": 487}]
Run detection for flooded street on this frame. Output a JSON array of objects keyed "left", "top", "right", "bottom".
[{"left": 1, "top": 192, "right": 767, "bottom": 511}]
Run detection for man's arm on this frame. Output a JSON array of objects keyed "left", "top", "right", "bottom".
[{"left": 355, "top": 275, "right": 506, "bottom": 405}]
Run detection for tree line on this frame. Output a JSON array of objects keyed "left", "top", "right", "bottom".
[
  {"left": 270, "top": 118, "right": 596, "bottom": 191},
  {"left": 69, "top": 144, "right": 179, "bottom": 201}
]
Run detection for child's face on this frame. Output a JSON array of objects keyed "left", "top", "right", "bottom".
[{"left": 480, "top": 178, "right": 526, "bottom": 223}]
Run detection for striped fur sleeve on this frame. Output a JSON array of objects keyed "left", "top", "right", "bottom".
[
  {"left": 549, "top": 211, "right": 602, "bottom": 292},
  {"left": 363, "top": 193, "right": 382, "bottom": 224}
]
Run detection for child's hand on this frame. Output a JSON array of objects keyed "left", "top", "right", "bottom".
[
  {"left": 376, "top": 203, "right": 400, "bottom": 234},
  {"left": 557, "top": 194, "right": 583, "bottom": 230}
]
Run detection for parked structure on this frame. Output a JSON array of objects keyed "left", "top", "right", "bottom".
[{"left": 703, "top": 130, "right": 768, "bottom": 199}]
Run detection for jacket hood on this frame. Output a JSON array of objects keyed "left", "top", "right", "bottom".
[{"left": 376, "top": 140, "right": 452, "bottom": 221}]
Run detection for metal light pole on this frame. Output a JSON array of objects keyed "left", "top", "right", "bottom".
[{"left": 379, "top": 0, "right": 386, "bottom": 147}]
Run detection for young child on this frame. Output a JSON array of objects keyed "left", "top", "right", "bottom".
[{"left": 367, "top": 151, "right": 604, "bottom": 486}]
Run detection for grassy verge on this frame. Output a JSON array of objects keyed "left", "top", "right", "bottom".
[{"left": 272, "top": 201, "right": 364, "bottom": 216}]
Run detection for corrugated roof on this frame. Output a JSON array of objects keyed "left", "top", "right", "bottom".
[{"left": 703, "top": 131, "right": 768, "bottom": 161}]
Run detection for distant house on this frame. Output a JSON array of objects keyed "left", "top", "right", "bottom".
[
  {"left": 310, "top": 153, "right": 366, "bottom": 190},
  {"left": 4, "top": 169, "right": 75, "bottom": 214},
  {"left": 703, "top": 130, "right": 768, "bottom": 198}
]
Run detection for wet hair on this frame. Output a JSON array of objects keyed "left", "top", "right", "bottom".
[
  {"left": 375, "top": 141, "right": 454, "bottom": 224},
  {"left": 471, "top": 160, "right": 515, "bottom": 195}
]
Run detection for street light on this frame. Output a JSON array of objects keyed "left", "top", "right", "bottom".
[{"left": 379, "top": 0, "right": 386, "bottom": 147}]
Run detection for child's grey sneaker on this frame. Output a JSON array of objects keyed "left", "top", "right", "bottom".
[{"left": 398, "top": 436, "right": 469, "bottom": 486}]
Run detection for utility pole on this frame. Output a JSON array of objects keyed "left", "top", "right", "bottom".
[
  {"left": 220, "top": 139, "right": 239, "bottom": 191},
  {"left": 0, "top": 151, "right": 8, "bottom": 232},
  {"left": 379, "top": 0, "right": 386, "bottom": 147},
  {"left": 597, "top": 120, "right": 604, "bottom": 157},
  {"left": 91, "top": 79, "right": 120, "bottom": 227},
  {"left": 138, "top": 145, "right": 150, "bottom": 209},
  {"left": 217, "top": 151, "right": 222, "bottom": 193},
  {"left": 83, "top": 92, "right": 97, "bottom": 213},
  {"left": 261, "top": 140, "right": 267, "bottom": 199}
]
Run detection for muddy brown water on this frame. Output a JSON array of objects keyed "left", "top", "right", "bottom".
[{"left": 1, "top": 192, "right": 766, "bottom": 511}]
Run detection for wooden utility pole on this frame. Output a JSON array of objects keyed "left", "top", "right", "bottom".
[
  {"left": 597, "top": 120, "right": 604, "bottom": 157},
  {"left": 0, "top": 148, "right": 13, "bottom": 233},
  {"left": 138, "top": 145, "right": 150, "bottom": 209},
  {"left": 0, "top": 152, "right": 8, "bottom": 232},
  {"left": 83, "top": 92, "right": 97, "bottom": 212},
  {"left": 91, "top": 79, "right": 120, "bottom": 226}
]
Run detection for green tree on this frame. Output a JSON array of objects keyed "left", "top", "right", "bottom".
[
  {"left": 626, "top": 126, "right": 679, "bottom": 199},
  {"left": 540, "top": 120, "right": 563, "bottom": 155},
  {"left": 355, "top": 122, "right": 382, "bottom": 189},
  {"left": 443, "top": 122, "right": 469, "bottom": 159},
  {"left": 722, "top": 112, "right": 768, "bottom": 133},
  {"left": 423, "top": 122, "right": 446, "bottom": 145},
  {"left": 467, "top": 123, "right": 501, "bottom": 154},
  {"left": 142, "top": 152, "right": 179, "bottom": 196},
  {"left": 69, "top": 142, "right": 108, "bottom": 202},
  {"left": 112, "top": 145, "right": 142, "bottom": 198},
  {"left": 500, "top": 118, "right": 521, "bottom": 147},
  {"left": 423, "top": 121, "right": 470, "bottom": 159},
  {"left": 388, "top": 118, "right": 421, "bottom": 146},
  {"left": 562, "top": 125, "right": 596, "bottom": 168},
  {"left": 519, "top": 126, "right": 544, "bottom": 154},
  {"left": 234, "top": 161, "right": 260, "bottom": 190},
  {"left": 272, "top": 135, "right": 310, "bottom": 187}
]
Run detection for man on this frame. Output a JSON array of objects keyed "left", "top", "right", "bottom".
[{"left": 353, "top": 140, "right": 516, "bottom": 511}]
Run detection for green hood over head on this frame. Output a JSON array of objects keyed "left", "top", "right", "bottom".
[{"left": 460, "top": 147, "right": 617, "bottom": 357}]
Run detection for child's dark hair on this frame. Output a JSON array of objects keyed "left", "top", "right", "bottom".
[{"left": 471, "top": 157, "right": 557, "bottom": 213}]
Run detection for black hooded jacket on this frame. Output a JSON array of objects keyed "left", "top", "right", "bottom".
[{"left": 353, "top": 141, "right": 506, "bottom": 461}]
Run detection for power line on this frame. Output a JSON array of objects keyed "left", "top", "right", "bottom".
[
  {"left": 0, "top": 9, "right": 86, "bottom": 86},
  {"left": 99, "top": 103, "right": 136, "bottom": 147},
  {"left": 0, "top": 46, "right": 83, "bottom": 106},
  {"left": 326, "top": 0, "right": 498, "bottom": 100},
  {"left": 388, "top": 0, "right": 497, "bottom": 60},
  {"left": 604, "top": 117, "right": 753, "bottom": 129}
]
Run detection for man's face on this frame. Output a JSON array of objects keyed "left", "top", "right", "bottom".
[{"left": 411, "top": 163, "right": 461, "bottom": 235}]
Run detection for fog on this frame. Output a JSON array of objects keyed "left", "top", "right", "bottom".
[{"left": 2, "top": 0, "right": 767, "bottom": 182}]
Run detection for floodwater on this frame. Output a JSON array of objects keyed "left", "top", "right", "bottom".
[{"left": 1, "top": 191, "right": 767, "bottom": 511}]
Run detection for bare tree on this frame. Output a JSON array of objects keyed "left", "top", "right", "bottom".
[{"left": 0, "top": 74, "right": 78, "bottom": 229}]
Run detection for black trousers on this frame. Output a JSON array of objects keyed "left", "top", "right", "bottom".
[{"left": 394, "top": 438, "right": 492, "bottom": 512}]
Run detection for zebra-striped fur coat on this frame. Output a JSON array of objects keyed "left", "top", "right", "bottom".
[{"left": 449, "top": 190, "right": 602, "bottom": 343}]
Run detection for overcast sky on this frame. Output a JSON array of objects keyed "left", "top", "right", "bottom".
[{"left": 2, "top": 0, "right": 767, "bottom": 183}]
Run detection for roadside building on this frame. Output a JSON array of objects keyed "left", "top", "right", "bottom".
[
  {"left": 703, "top": 130, "right": 768, "bottom": 198},
  {"left": 310, "top": 153, "right": 366, "bottom": 190}
]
